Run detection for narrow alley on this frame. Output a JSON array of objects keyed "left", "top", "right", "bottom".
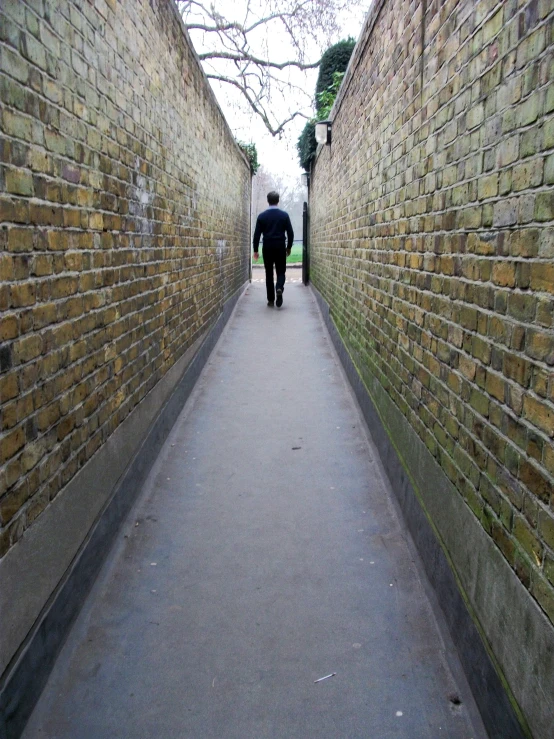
[{"left": 22, "top": 271, "right": 486, "bottom": 739}]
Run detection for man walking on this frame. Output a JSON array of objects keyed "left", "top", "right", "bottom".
[{"left": 253, "top": 191, "right": 294, "bottom": 307}]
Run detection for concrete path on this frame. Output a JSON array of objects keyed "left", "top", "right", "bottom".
[{"left": 23, "top": 267, "right": 486, "bottom": 739}]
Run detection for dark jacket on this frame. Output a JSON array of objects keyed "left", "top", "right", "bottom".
[{"left": 253, "top": 206, "right": 294, "bottom": 252}]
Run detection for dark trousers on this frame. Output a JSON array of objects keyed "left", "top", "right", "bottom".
[{"left": 262, "top": 244, "right": 287, "bottom": 302}]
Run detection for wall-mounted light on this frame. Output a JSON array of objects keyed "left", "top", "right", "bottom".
[
  {"left": 301, "top": 172, "right": 310, "bottom": 187},
  {"left": 315, "top": 120, "right": 332, "bottom": 145}
]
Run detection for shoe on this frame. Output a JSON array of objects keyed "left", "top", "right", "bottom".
[
  {"left": 267, "top": 300, "right": 274, "bottom": 307},
  {"left": 276, "top": 289, "right": 283, "bottom": 307}
]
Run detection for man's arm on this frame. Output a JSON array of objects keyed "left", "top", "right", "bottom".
[
  {"left": 285, "top": 215, "right": 294, "bottom": 254},
  {"left": 253, "top": 216, "right": 262, "bottom": 260}
]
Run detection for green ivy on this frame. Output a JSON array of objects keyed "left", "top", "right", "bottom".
[
  {"left": 297, "top": 119, "right": 317, "bottom": 172},
  {"left": 296, "top": 39, "right": 355, "bottom": 172},
  {"left": 315, "top": 38, "right": 355, "bottom": 115},
  {"left": 317, "top": 70, "right": 346, "bottom": 120},
  {"left": 237, "top": 141, "right": 260, "bottom": 174}
]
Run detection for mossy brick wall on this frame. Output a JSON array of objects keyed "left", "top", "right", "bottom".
[
  {"left": 0, "top": 0, "right": 250, "bottom": 558},
  {"left": 311, "top": 0, "right": 553, "bottom": 732}
]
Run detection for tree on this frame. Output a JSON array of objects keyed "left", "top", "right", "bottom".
[
  {"left": 314, "top": 38, "right": 355, "bottom": 115},
  {"left": 177, "top": 0, "right": 356, "bottom": 137}
]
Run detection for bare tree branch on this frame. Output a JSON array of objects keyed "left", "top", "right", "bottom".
[
  {"left": 206, "top": 73, "right": 309, "bottom": 136},
  {"left": 197, "top": 50, "right": 320, "bottom": 70},
  {"left": 186, "top": 6, "right": 314, "bottom": 34},
  {"left": 177, "top": 0, "right": 357, "bottom": 137}
]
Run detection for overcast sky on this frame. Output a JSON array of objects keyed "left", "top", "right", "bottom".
[{"left": 185, "top": 1, "right": 370, "bottom": 187}]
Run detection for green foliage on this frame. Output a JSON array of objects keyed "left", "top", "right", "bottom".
[
  {"left": 297, "top": 120, "right": 317, "bottom": 172},
  {"left": 296, "top": 39, "right": 355, "bottom": 171},
  {"left": 286, "top": 242, "right": 303, "bottom": 264},
  {"left": 317, "top": 70, "right": 345, "bottom": 120},
  {"left": 315, "top": 38, "right": 355, "bottom": 115},
  {"left": 237, "top": 141, "right": 260, "bottom": 174}
]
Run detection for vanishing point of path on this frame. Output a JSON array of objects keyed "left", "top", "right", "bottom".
[{"left": 23, "top": 268, "right": 487, "bottom": 738}]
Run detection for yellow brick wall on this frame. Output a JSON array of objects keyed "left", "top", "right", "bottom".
[
  {"left": 0, "top": 0, "right": 251, "bottom": 557},
  {"left": 311, "top": 0, "right": 554, "bottom": 625}
]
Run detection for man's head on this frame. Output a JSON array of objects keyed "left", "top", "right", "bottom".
[{"left": 267, "top": 191, "right": 279, "bottom": 206}]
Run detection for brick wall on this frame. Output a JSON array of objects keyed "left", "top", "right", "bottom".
[
  {"left": 310, "top": 0, "right": 553, "bottom": 734},
  {"left": 0, "top": 0, "right": 250, "bottom": 559}
]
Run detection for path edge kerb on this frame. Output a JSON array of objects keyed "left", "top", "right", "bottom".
[
  {"left": 310, "top": 283, "right": 530, "bottom": 739},
  {"left": 0, "top": 281, "right": 249, "bottom": 739}
]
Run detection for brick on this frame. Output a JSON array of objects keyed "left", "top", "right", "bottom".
[
  {"left": 516, "top": 198, "right": 533, "bottom": 229},
  {"left": 520, "top": 19, "right": 547, "bottom": 57},
  {"left": 6, "top": 169, "right": 34, "bottom": 196},
  {"left": 467, "top": 103, "right": 485, "bottom": 130},
  {"left": 509, "top": 229, "right": 539, "bottom": 258},
  {"left": 40, "top": 24, "right": 60, "bottom": 57},
  {"left": 485, "top": 371, "right": 506, "bottom": 403},
  {"left": 544, "top": 117, "right": 554, "bottom": 149},
  {"left": 57, "top": 414, "right": 76, "bottom": 441},
  {"left": 514, "top": 549, "right": 532, "bottom": 589},
  {"left": 526, "top": 329, "right": 554, "bottom": 364},
  {"left": 523, "top": 395, "right": 554, "bottom": 436},
  {"left": 20, "top": 33, "right": 48, "bottom": 71},
  {"left": 0, "top": 254, "right": 14, "bottom": 282},
  {"left": 517, "top": 93, "right": 541, "bottom": 127},
  {"left": 496, "top": 136, "right": 519, "bottom": 167},
  {"left": 531, "top": 367, "right": 549, "bottom": 397},
  {"left": 536, "top": 298, "right": 553, "bottom": 327},
  {"left": 0, "top": 481, "right": 31, "bottom": 526},
  {"left": 507, "top": 292, "right": 536, "bottom": 322},
  {"left": 535, "top": 192, "right": 554, "bottom": 221},
  {"left": 463, "top": 206, "right": 482, "bottom": 229},
  {"left": 50, "top": 276, "right": 78, "bottom": 299},
  {"left": 477, "top": 174, "right": 498, "bottom": 200},
  {"left": 0, "top": 314, "right": 19, "bottom": 341},
  {"left": 0, "top": 343, "right": 13, "bottom": 372},
  {"left": 538, "top": 511, "right": 554, "bottom": 551},
  {"left": 14, "top": 334, "right": 42, "bottom": 364},
  {"left": 31, "top": 254, "right": 53, "bottom": 277},
  {"left": 539, "top": 228, "right": 554, "bottom": 258},
  {"left": 7, "top": 228, "right": 34, "bottom": 253},
  {"left": 492, "top": 261, "right": 516, "bottom": 287},
  {"left": 512, "top": 159, "right": 543, "bottom": 191},
  {"left": 470, "top": 388, "right": 489, "bottom": 417},
  {"left": 531, "top": 573, "right": 554, "bottom": 623},
  {"left": 513, "top": 514, "right": 543, "bottom": 565},
  {"left": 547, "top": 85, "right": 554, "bottom": 115},
  {"left": 47, "top": 230, "right": 69, "bottom": 251},
  {"left": 520, "top": 128, "right": 540, "bottom": 158},
  {"left": 2, "top": 109, "right": 33, "bottom": 140},
  {"left": 544, "top": 154, "right": 554, "bottom": 185},
  {"left": 546, "top": 555, "right": 554, "bottom": 588},
  {"left": 493, "top": 199, "right": 518, "bottom": 227},
  {"left": 2, "top": 2, "right": 25, "bottom": 25},
  {"left": 0, "top": 426, "right": 26, "bottom": 463},
  {"left": 44, "top": 128, "right": 66, "bottom": 155},
  {"left": 32, "top": 303, "right": 57, "bottom": 329},
  {"left": 529, "top": 262, "right": 554, "bottom": 294},
  {"left": 1, "top": 45, "right": 30, "bottom": 83},
  {"left": 10, "top": 282, "right": 36, "bottom": 308},
  {"left": 483, "top": 7, "right": 503, "bottom": 42},
  {"left": 0, "top": 373, "right": 19, "bottom": 403},
  {"left": 519, "top": 458, "right": 553, "bottom": 504}
]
